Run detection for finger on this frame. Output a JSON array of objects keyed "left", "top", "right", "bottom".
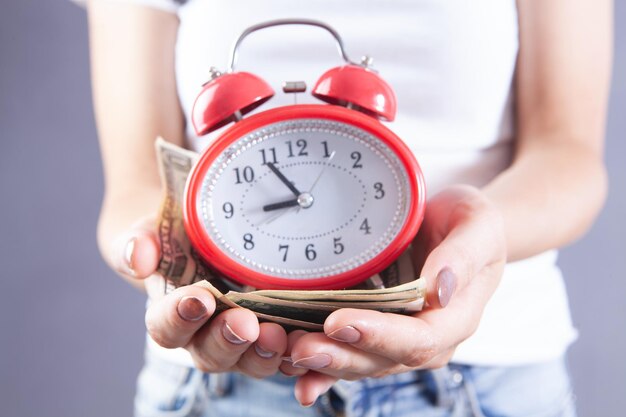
[
  {"left": 279, "top": 330, "right": 309, "bottom": 377},
  {"left": 325, "top": 275, "right": 497, "bottom": 368},
  {"left": 145, "top": 283, "right": 216, "bottom": 349},
  {"left": 188, "top": 307, "right": 260, "bottom": 373},
  {"left": 290, "top": 332, "right": 396, "bottom": 379},
  {"left": 419, "top": 347, "right": 456, "bottom": 370},
  {"left": 294, "top": 372, "right": 338, "bottom": 407},
  {"left": 420, "top": 188, "right": 505, "bottom": 308},
  {"left": 235, "top": 322, "right": 288, "bottom": 378},
  {"left": 111, "top": 219, "right": 160, "bottom": 279}
]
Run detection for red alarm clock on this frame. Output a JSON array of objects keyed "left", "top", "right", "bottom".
[{"left": 184, "top": 19, "right": 426, "bottom": 290}]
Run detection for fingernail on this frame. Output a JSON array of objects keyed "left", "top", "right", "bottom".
[
  {"left": 328, "top": 326, "right": 361, "bottom": 343},
  {"left": 177, "top": 296, "right": 208, "bottom": 321},
  {"left": 437, "top": 267, "right": 457, "bottom": 308},
  {"left": 123, "top": 237, "right": 137, "bottom": 276},
  {"left": 222, "top": 323, "right": 248, "bottom": 345},
  {"left": 281, "top": 356, "right": 293, "bottom": 363},
  {"left": 254, "top": 344, "right": 276, "bottom": 359},
  {"left": 301, "top": 401, "right": 315, "bottom": 408},
  {"left": 292, "top": 354, "right": 332, "bottom": 369}
]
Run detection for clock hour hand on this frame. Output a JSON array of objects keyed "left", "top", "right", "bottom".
[
  {"left": 263, "top": 198, "right": 299, "bottom": 212},
  {"left": 267, "top": 162, "right": 301, "bottom": 197}
]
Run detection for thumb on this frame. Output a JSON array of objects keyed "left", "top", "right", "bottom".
[
  {"left": 419, "top": 198, "right": 505, "bottom": 309},
  {"left": 294, "top": 372, "right": 338, "bottom": 408},
  {"left": 110, "top": 217, "right": 161, "bottom": 280}
]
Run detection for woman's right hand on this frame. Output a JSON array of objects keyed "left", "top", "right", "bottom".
[
  {"left": 98, "top": 202, "right": 289, "bottom": 379},
  {"left": 144, "top": 279, "right": 288, "bottom": 379}
]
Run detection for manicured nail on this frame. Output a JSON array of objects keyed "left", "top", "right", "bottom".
[
  {"left": 328, "top": 326, "right": 361, "bottom": 343},
  {"left": 255, "top": 344, "right": 276, "bottom": 359},
  {"left": 292, "top": 354, "right": 332, "bottom": 369},
  {"left": 437, "top": 267, "right": 457, "bottom": 308},
  {"left": 123, "top": 237, "right": 137, "bottom": 276},
  {"left": 222, "top": 323, "right": 248, "bottom": 345},
  {"left": 177, "top": 296, "right": 208, "bottom": 322}
]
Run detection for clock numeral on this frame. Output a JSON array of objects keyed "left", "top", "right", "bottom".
[
  {"left": 222, "top": 202, "right": 234, "bottom": 219},
  {"left": 374, "top": 182, "right": 385, "bottom": 199},
  {"left": 351, "top": 151, "right": 363, "bottom": 169},
  {"left": 234, "top": 166, "right": 255, "bottom": 184},
  {"left": 305, "top": 243, "right": 317, "bottom": 261},
  {"left": 260, "top": 148, "right": 278, "bottom": 165},
  {"left": 286, "top": 141, "right": 294, "bottom": 158},
  {"left": 321, "top": 141, "right": 331, "bottom": 158},
  {"left": 243, "top": 233, "right": 255, "bottom": 250},
  {"left": 286, "top": 139, "right": 308, "bottom": 158},
  {"left": 359, "top": 218, "right": 372, "bottom": 235},
  {"left": 278, "top": 244, "right": 289, "bottom": 262},
  {"left": 333, "top": 237, "right": 345, "bottom": 255}
]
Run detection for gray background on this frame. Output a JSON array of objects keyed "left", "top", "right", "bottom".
[{"left": 0, "top": 1, "right": 624, "bottom": 416}]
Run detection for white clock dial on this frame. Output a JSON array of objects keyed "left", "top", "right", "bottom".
[{"left": 196, "top": 119, "right": 412, "bottom": 280}]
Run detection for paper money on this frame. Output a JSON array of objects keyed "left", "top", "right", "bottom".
[
  {"left": 228, "top": 292, "right": 425, "bottom": 322},
  {"left": 154, "top": 138, "right": 426, "bottom": 330},
  {"left": 155, "top": 137, "right": 217, "bottom": 289},
  {"left": 253, "top": 271, "right": 423, "bottom": 303},
  {"left": 200, "top": 277, "right": 425, "bottom": 331}
]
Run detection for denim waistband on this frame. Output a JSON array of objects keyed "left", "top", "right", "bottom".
[{"left": 139, "top": 347, "right": 575, "bottom": 417}]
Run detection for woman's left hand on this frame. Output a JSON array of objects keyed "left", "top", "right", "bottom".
[{"left": 280, "top": 185, "right": 507, "bottom": 406}]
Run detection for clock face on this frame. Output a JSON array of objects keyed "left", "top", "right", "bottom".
[{"left": 185, "top": 105, "right": 425, "bottom": 289}]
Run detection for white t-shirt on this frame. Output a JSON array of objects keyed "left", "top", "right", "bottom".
[{"left": 83, "top": 0, "right": 578, "bottom": 366}]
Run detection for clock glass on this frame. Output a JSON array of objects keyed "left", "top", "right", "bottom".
[{"left": 185, "top": 105, "right": 424, "bottom": 289}]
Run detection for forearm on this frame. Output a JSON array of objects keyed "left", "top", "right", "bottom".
[
  {"left": 88, "top": 0, "right": 184, "bottom": 202},
  {"left": 87, "top": 0, "right": 184, "bottom": 280},
  {"left": 483, "top": 0, "right": 612, "bottom": 262},
  {"left": 482, "top": 139, "right": 607, "bottom": 262}
]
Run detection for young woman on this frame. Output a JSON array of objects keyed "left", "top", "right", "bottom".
[{"left": 84, "top": 0, "right": 612, "bottom": 415}]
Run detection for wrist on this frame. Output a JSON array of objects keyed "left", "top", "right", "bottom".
[{"left": 97, "top": 186, "right": 162, "bottom": 263}]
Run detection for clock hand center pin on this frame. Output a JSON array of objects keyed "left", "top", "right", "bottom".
[
  {"left": 296, "top": 192, "right": 314, "bottom": 209},
  {"left": 262, "top": 192, "right": 314, "bottom": 212}
]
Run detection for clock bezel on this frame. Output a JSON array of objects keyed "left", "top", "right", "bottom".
[{"left": 184, "top": 104, "right": 426, "bottom": 290}]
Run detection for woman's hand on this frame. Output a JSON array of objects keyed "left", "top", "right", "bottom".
[
  {"left": 144, "top": 281, "right": 288, "bottom": 379},
  {"left": 280, "top": 185, "right": 507, "bottom": 406},
  {"left": 97, "top": 197, "right": 289, "bottom": 379}
]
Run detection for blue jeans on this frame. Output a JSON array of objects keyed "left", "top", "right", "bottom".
[{"left": 135, "top": 350, "right": 576, "bottom": 417}]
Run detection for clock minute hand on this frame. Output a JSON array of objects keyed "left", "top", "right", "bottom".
[
  {"left": 267, "top": 162, "right": 301, "bottom": 197},
  {"left": 263, "top": 198, "right": 299, "bottom": 212},
  {"left": 308, "top": 150, "right": 336, "bottom": 193}
]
